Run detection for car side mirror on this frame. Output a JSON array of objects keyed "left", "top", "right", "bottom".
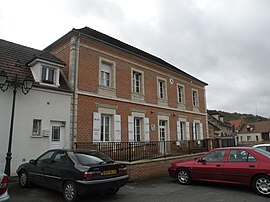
[{"left": 29, "top": 159, "right": 37, "bottom": 164}]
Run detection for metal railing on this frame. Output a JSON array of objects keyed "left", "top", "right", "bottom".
[{"left": 76, "top": 140, "right": 210, "bottom": 162}]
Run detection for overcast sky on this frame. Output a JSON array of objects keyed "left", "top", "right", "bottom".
[{"left": 1, "top": 0, "right": 270, "bottom": 118}]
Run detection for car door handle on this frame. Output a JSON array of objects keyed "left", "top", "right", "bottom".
[
  {"left": 216, "top": 164, "right": 221, "bottom": 167},
  {"left": 249, "top": 165, "right": 255, "bottom": 168}
]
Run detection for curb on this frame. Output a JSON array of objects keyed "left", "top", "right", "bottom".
[{"left": 8, "top": 176, "right": 18, "bottom": 188}]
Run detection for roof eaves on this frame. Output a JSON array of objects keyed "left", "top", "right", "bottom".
[
  {"left": 73, "top": 28, "right": 208, "bottom": 86},
  {"left": 46, "top": 27, "right": 207, "bottom": 86}
]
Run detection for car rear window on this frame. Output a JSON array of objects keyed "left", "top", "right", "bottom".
[
  {"left": 74, "top": 151, "right": 113, "bottom": 165},
  {"left": 254, "top": 148, "right": 270, "bottom": 159}
]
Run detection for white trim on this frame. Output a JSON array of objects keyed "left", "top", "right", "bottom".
[
  {"left": 93, "top": 112, "right": 101, "bottom": 142},
  {"left": 128, "top": 116, "right": 134, "bottom": 142},
  {"left": 77, "top": 90, "right": 207, "bottom": 116},
  {"left": 114, "top": 115, "right": 121, "bottom": 142},
  {"left": 131, "top": 67, "right": 145, "bottom": 95},
  {"left": 144, "top": 118, "right": 150, "bottom": 141}
]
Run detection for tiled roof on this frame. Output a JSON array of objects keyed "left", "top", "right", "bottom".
[
  {"left": 0, "top": 39, "right": 70, "bottom": 92},
  {"left": 230, "top": 119, "right": 242, "bottom": 130},
  {"left": 46, "top": 26, "right": 207, "bottom": 86},
  {"left": 239, "top": 120, "right": 270, "bottom": 134}
]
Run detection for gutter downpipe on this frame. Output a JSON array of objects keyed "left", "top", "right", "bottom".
[{"left": 71, "top": 33, "right": 80, "bottom": 149}]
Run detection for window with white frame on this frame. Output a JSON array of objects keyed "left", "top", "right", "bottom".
[
  {"left": 177, "top": 85, "right": 184, "bottom": 104},
  {"left": 177, "top": 120, "right": 190, "bottom": 141},
  {"left": 51, "top": 126, "right": 61, "bottom": 142},
  {"left": 158, "top": 79, "right": 166, "bottom": 99},
  {"left": 42, "top": 66, "right": 55, "bottom": 84},
  {"left": 32, "top": 119, "right": 41, "bottom": 136},
  {"left": 193, "top": 122, "right": 203, "bottom": 140},
  {"left": 134, "top": 118, "right": 142, "bottom": 142},
  {"left": 93, "top": 112, "right": 121, "bottom": 142},
  {"left": 100, "top": 61, "right": 112, "bottom": 87},
  {"left": 101, "top": 115, "right": 112, "bottom": 142},
  {"left": 180, "top": 121, "right": 186, "bottom": 140},
  {"left": 192, "top": 90, "right": 199, "bottom": 106},
  {"left": 133, "top": 71, "right": 142, "bottom": 93},
  {"left": 128, "top": 116, "right": 149, "bottom": 142},
  {"left": 194, "top": 123, "right": 200, "bottom": 140}
]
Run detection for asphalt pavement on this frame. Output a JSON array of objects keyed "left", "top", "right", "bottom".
[{"left": 8, "top": 176, "right": 270, "bottom": 202}]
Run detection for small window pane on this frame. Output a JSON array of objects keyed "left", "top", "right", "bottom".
[
  {"left": 52, "top": 126, "right": 60, "bottom": 142},
  {"left": 32, "top": 119, "right": 41, "bottom": 136},
  {"left": 203, "top": 150, "right": 226, "bottom": 162}
]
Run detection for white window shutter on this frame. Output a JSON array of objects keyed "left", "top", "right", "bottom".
[
  {"left": 177, "top": 121, "right": 181, "bottom": 141},
  {"left": 128, "top": 116, "right": 134, "bottom": 142},
  {"left": 114, "top": 115, "right": 121, "bottom": 142},
  {"left": 193, "top": 122, "right": 196, "bottom": 140},
  {"left": 144, "top": 118, "right": 150, "bottom": 141},
  {"left": 199, "top": 123, "right": 203, "bottom": 140},
  {"left": 186, "top": 122, "right": 190, "bottom": 140},
  {"left": 93, "top": 112, "right": 101, "bottom": 142}
]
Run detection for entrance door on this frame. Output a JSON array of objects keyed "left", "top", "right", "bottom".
[
  {"left": 49, "top": 121, "right": 65, "bottom": 149},
  {"left": 159, "top": 120, "right": 167, "bottom": 154}
]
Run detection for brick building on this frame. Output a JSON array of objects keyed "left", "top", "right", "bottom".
[{"left": 45, "top": 27, "right": 208, "bottom": 153}]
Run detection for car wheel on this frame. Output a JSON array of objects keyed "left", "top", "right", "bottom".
[
  {"left": 63, "top": 181, "right": 78, "bottom": 202},
  {"left": 106, "top": 187, "right": 120, "bottom": 195},
  {"left": 19, "top": 170, "right": 30, "bottom": 188},
  {"left": 252, "top": 175, "right": 270, "bottom": 197},
  {"left": 177, "top": 168, "right": 192, "bottom": 185}
]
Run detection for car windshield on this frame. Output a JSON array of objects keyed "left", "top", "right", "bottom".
[
  {"left": 254, "top": 148, "right": 270, "bottom": 159},
  {"left": 74, "top": 151, "right": 113, "bottom": 165}
]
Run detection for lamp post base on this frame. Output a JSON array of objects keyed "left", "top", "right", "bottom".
[{"left": 4, "top": 152, "right": 12, "bottom": 176}]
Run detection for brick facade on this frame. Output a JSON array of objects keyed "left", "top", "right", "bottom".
[{"left": 46, "top": 27, "right": 208, "bottom": 147}]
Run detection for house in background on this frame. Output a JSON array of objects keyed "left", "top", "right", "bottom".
[
  {"left": 207, "top": 110, "right": 234, "bottom": 147},
  {"left": 45, "top": 27, "right": 208, "bottom": 157},
  {"left": 230, "top": 119, "right": 245, "bottom": 142},
  {"left": 0, "top": 39, "right": 71, "bottom": 175},
  {"left": 238, "top": 120, "right": 270, "bottom": 143}
]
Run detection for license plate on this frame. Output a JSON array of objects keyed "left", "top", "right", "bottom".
[{"left": 103, "top": 170, "right": 117, "bottom": 175}]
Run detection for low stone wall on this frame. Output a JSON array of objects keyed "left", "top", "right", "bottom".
[{"left": 123, "top": 153, "right": 205, "bottom": 181}]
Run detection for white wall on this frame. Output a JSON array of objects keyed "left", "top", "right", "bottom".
[
  {"left": 238, "top": 133, "right": 262, "bottom": 142},
  {"left": 0, "top": 87, "right": 71, "bottom": 176}
]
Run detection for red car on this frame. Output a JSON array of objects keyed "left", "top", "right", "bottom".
[{"left": 168, "top": 147, "right": 270, "bottom": 197}]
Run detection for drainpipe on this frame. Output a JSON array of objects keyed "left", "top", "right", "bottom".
[{"left": 71, "top": 33, "right": 80, "bottom": 149}]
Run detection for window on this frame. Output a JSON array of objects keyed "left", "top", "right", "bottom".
[
  {"left": 159, "top": 120, "right": 167, "bottom": 141},
  {"left": 178, "top": 85, "right": 184, "bottom": 104},
  {"left": 42, "top": 66, "right": 55, "bottom": 84},
  {"left": 37, "top": 150, "right": 55, "bottom": 165},
  {"left": 247, "top": 136, "right": 251, "bottom": 141},
  {"left": 101, "top": 115, "right": 112, "bottom": 142},
  {"left": 133, "top": 71, "right": 142, "bottom": 93},
  {"left": 228, "top": 150, "right": 257, "bottom": 162},
  {"left": 100, "top": 61, "right": 112, "bottom": 87},
  {"left": 158, "top": 80, "right": 166, "bottom": 99},
  {"left": 193, "top": 122, "right": 200, "bottom": 140},
  {"left": 202, "top": 150, "right": 226, "bottom": 162},
  {"left": 32, "top": 119, "right": 41, "bottom": 136},
  {"left": 51, "top": 126, "right": 60, "bottom": 142},
  {"left": 180, "top": 121, "right": 186, "bottom": 140},
  {"left": 134, "top": 118, "right": 142, "bottom": 141},
  {"left": 75, "top": 151, "right": 113, "bottom": 165},
  {"left": 192, "top": 90, "right": 199, "bottom": 106}
]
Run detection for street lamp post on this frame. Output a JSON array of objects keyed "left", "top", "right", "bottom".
[{"left": 0, "top": 69, "right": 34, "bottom": 176}]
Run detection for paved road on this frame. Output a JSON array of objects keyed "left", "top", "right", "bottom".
[{"left": 9, "top": 176, "right": 269, "bottom": 202}]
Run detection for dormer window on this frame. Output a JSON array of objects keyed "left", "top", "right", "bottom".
[{"left": 42, "top": 66, "right": 55, "bottom": 84}]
